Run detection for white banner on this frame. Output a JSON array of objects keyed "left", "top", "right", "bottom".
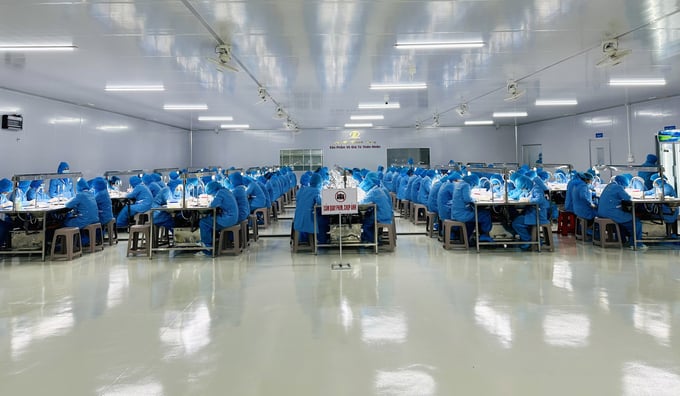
[{"left": 321, "top": 188, "right": 358, "bottom": 215}]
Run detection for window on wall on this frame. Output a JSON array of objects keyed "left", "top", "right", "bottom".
[
  {"left": 280, "top": 149, "right": 323, "bottom": 171},
  {"left": 387, "top": 148, "right": 430, "bottom": 167}
]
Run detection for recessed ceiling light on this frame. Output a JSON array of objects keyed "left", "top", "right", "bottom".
[
  {"left": 49, "top": 117, "right": 83, "bottom": 124},
  {"left": 464, "top": 120, "right": 494, "bottom": 126},
  {"left": 198, "top": 116, "right": 234, "bottom": 121},
  {"left": 358, "top": 102, "right": 400, "bottom": 109},
  {"left": 609, "top": 78, "right": 666, "bottom": 86},
  {"left": 220, "top": 124, "right": 250, "bottom": 129},
  {"left": 369, "top": 83, "right": 427, "bottom": 90},
  {"left": 97, "top": 125, "right": 129, "bottom": 131},
  {"left": 535, "top": 99, "right": 578, "bottom": 106},
  {"left": 395, "top": 41, "right": 484, "bottom": 49},
  {"left": 105, "top": 84, "right": 165, "bottom": 92},
  {"left": 350, "top": 115, "right": 384, "bottom": 120},
  {"left": 0, "top": 45, "right": 77, "bottom": 51},
  {"left": 163, "top": 104, "right": 208, "bottom": 111},
  {"left": 0, "top": 107, "right": 20, "bottom": 113},
  {"left": 493, "top": 112, "right": 528, "bottom": 118},
  {"left": 344, "top": 123, "right": 373, "bottom": 128}
]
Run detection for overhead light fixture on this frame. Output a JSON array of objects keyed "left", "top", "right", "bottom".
[
  {"left": 584, "top": 117, "right": 614, "bottom": 125},
  {"left": 96, "top": 125, "right": 129, "bottom": 131},
  {"left": 370, "top": 83, "right": 427, "bottom": 90},
  {"left": 358, "top": 102, "right": 400, "bottom": 109},
  {"left": 0, "top": 107, "right": 20, "bottom": 113},
  {"left": 198, "top": 116, "right": 234, "bottom": 121},
  {"left": 465, "top": 120, "right": 494, "bottom": 126},
  {"left": 344, "top": 123, "right": 373, "bottom": 128},
  {"left": 493, "top": 112, "right": 528, "bottom": 118},
  {"left": 0, "top": 45, "right": 77, "bottom": 52},
  {"left": 105, "top": 84, "right": 165, "bottom": 92},
  {"left": 609, "top": 78, "right": 666, "bottom": 86},
  {"left": 350, "top": 115, "right": 384, "bottom": 120},
  {"left": 535, "top": 99, "right": 578, "bottom": 106},
  {"left": 49, "top": 117, "right": 83, "bottom": 124},
  {"left": 395, "top": 41, "right": 484, "bottom": 50},
  {"left": 220, "top": 124, "right": 250, "bottom": 129},
  {"left": 163, "top": 104, "right": 208, "bottom": 111}
]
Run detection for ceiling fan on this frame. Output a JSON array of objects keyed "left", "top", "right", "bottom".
[
  {"left": 596, "top": 39, "right": 631, "bottom": 68},
  {"left": 206, "top": 44, "right": 239, "bottom": 73},
  {"left": 504, "top": 80, "right": 526, "bottom": 102}
]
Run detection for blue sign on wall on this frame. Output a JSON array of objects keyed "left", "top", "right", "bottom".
[{"left": 595, "top": 132, "right": 604, "bottom": 138}]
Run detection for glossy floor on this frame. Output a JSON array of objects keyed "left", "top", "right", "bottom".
[{"left": 1, "top": 219, "right": 680, "bottom": 395}]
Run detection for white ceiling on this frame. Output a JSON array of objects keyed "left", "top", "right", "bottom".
[{"left": 0, "top": 0, "right": 679, "bottom": 131}]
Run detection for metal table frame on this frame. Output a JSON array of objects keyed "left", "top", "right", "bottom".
[
  {"left": 313, "top": 204, "right": 378, "bottom": 254},
  {"left": 0, "top": 205, "right": 69, "bottom": 261},
  {"left": 628, "top": 197, "right": 680, "bottom": 250},
  {"left": 473, "top": 200, "right": 542, "bottom": 253},
  {"left": 148, "top": 206, "right": 217, "bottom": 258}
]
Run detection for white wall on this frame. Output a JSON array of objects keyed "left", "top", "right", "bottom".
[
  {"left": 191, "top": 125, "right": 517, "bottom": 170},
  {"left": 518, "top": 96, "right": 680, "bottom": 171},
  {"left": 0, "top": 89, "right": 190, "bottom": 180}
]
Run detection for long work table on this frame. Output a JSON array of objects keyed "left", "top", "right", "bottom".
[
  {"left": 473, "top": 199, "right": 542, "bottom": 253},
  {"left": 0, "top": 201, "right": 71, "bottom": 261},
  {"left": 627, "top": 197, "right": 680, "bottom": 250}
]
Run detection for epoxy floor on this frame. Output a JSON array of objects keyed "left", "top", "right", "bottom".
[{"left": 1, "top": 215, "right": 680, "bottom": 395}]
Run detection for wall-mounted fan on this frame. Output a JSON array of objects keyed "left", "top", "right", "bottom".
[{"left": 206, "top": 45, "right": 239, "bottom": 72}]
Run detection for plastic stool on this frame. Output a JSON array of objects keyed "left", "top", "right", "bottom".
[
  {"left": 575, "top": 217, "right": 592, "bottom": 242},
  {"left": 105, "top": 218, "right": 118, "bottom": 245},
  {"left": 377, "top": 222, "right": 396, "bottom": 251},
  {"left": 239, "top": 220, "right": 249, "bottom": 249},
  {"left": 411, "top": 203, "right": 427, "bottom": 225},
  {"left": 425, "top": 211, "right": 438, "bottom": 238},
  {"left": 442, "top": 220, "right": 468, "bottom": 250},
  {"left": 399, "top": 200, "right": 411, "bottom": 218},
  {"left": 531, "top": 223, "right": 555, "bottom": 252},
  {"left": 248, "top": 213, "right": 259, "bottom": 242},
  {"left": 292, "top": 230, "right": 315, "bottom": 253},
  {"left": 218, "top": 224, "right": 242, "bottom": 255},
  {"left": 153, "top": 225, "right": 171, "bottom": 248},
  {"left": 133, "top": 211, "right": 151, "bottom": 225},
  {"left": 83, "top": 223, "right": 104, "bottom": 253},
  {"left": 51, "top": 227, "right": 82, "bottom": 261},
  {"left": 127, "top": 224, "right": 151, "bottom": 257},
  {"left": 557, "top": 210, "right": 576, "bottom": 236},
  {"left": 253, "top": 207, "right": 269, "bottom": 229},
  {"left": 592, "top": 217, "right": 622, "bottom": 248},
  {"left": 389, "top": 192, "right": 397, "bottom": 210}
]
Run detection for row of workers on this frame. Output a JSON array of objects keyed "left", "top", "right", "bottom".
[{"left": 564, "top": 155, "right": 677, "bottom": 249}]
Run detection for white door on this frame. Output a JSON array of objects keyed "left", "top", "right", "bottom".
[{"left": 589, "top": 138, "right": 611, "bottom": 167}]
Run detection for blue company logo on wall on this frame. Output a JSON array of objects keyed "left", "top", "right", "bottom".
[
  {"left": 658, "top": 128, "right": 680, "bottom": 143},
  {"left": 595, "top": 132, "right": 604, "bottom": 138}
]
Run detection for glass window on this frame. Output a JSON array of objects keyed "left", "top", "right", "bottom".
[{"left": 280, "top": 149, "right": 323, "bottom": 171}]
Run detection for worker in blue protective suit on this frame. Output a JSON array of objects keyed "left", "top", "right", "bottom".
[
  {"left": 26, "top": 180, "right": 48, "bottom": 202},
  {"left": 359, "top": 172, "right": 393, "bottom": 244},
  {"left": 417, "top": 170, "right": 435, "bottom": 205},
  {"left": 152, "top": 173, "right": 165, "bottom": 188},
  {"left": 244, "top": 176, "right": 267, "bottom": 212},
  {"left": 196, "top": 181, "right": 239, "bottom": 256},
  {"left": 396, "top": 169, "right": 413, "bottom": 200},
  {"left": 143, "top": 174, "right": 161, "bottom": 197},
  {"left": 646, "top": 175, "right": 679, "bottom": 237},
  {"left": 639, "top": 154, "right": 658, "bottom": 190},
  {"left": 116, "top": 175, "right": 153, "bottom": 228},
  {"left": 92, "top": 178, "right": 113, "bottom": 227},
  {"left": 512, "top": 175, "right": 551, "bottom": 250},
  {"left": 293, "top": 173, "right": 325, "bottom": 244},
  {"left": 597, "top": 175, "right": 646, "bottom": 249},
  {"left": 108, "top": 175, "right": 122, "bottom": 192},
  {"left": 229, "top": 173, "right": 250, "bottom": 223},
  {"left": 563, "top": 170, "right": 582, "bottom": 212},
  {"left": 571, "top": 171, "right": 598, "bottom": 229},
  {"left": 63, "top": 179, "right": 100, "bottom": 235},
  {"left": 9, "top": 180, "right": 31, "bottom": 208},
  {"left": 150, "top": 184, "right": 175, "bottom": 231},
  {"left": 49, "top": 161, "right": 74, "bottom": 199},
  {"left": 0, "top": 178, "right": 14, "bottom": 248},
  {"left": 299, "top": 171, "right": 313, "bottom": 187},
  {"left": 451, "top": 175, "right": 494, "bottom": 243},
  {"left": 167, "top": 179, "right": 183, "bottom": 201},
  {"left": 437, "top": 172, "right": 459, "bottom": 223}
]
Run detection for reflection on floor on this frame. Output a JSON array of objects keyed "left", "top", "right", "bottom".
[{"left": 2, "top": 209, "right": 680, "bottom": 395}]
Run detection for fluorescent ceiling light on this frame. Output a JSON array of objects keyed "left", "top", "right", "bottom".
[
  {"left": 0, "top": 107, "right": 20, "bottom": 113},
  {"left": 584, "top": 117, "right": 614, "bottom": 125},
  {"left": 395, "top": 41, "right": 484, "bottom": 49},
  {"left": 0, "top": 45, "right": 76, "bottom": 51},
  {"left": 358, "top": 102, "right": 400, "bottom": 109},
  {"left": 635, "top": 110, "right": 672, "bottom": 117},
  {"left": 49, "top": 117, "right": 83, "bottom": 124},
  {"left": 465, "top": 120, "right": 494, "bottom": 126},
  {"left": 345, "top": 123, "right": 373, "bottom": 128},
  {"left": 609, "top": 78, "right": 666, "bottom": 86},
  {"left": 105, "top": 84, "right": 164, "bottom": 92},
  {"left": 535, "top": 99, "right": 578, "bottom": 106},
  {"left": 493, "top": 112, "right": 528, "bottom": 118},
  {"left": 370, "top": 83, "right": 427, "bottom": 90},
  {"left": 198, "top": 116, "right": 234, "bottom": 121},
  {"left": 97, "top": 125, "right": 129, "bottom": 131},
  {"left": 163, "top": 104, "right": 208, "bottom": 111},
  {"left": 350, "top": 115, "right": 384, "bottom": 120},
  {"left": 220, "top": 124, "right": 250, "bottom": 129}
]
